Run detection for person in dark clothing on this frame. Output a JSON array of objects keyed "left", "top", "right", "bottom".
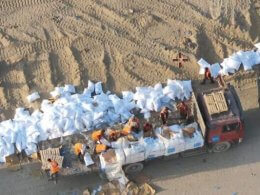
[
  {"left": 143, "top": 122, "right": 153, "bottom": 137},
  {"left": 177, "top": 101, "right": 190, "bottom": 119},
  {"left": 160, "top": 107, "right": 169, "bottom": 125},
  {"left": 201, "top": 67, "right": 214, "bottom": 84}
]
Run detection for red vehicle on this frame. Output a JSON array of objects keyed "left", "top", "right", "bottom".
[
  {"left": 38, "top": 85, "right": 245, "bottom": 175},
  {"left": 196, "top": 85, "right": 244, "bottom": 153},
  {"left": 122, "top": 84, "right": 245, "bottom": 173}
]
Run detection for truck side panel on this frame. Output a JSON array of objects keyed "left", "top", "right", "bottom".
[{"left": 192, "top": 92, "right": 206, "bottom": 138}]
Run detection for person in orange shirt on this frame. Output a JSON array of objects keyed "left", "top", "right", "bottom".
[
  {"left": 121, "top": 124, "right": 133, "bottom": 136},
  {"left": 201, "top": 67, "right": 214, "bottom": 84},
  {"left": 107, "top": 129, "right": 120, "bottom": 142},
  {"left": 95, "top": 144, "right": 110, "bottom": 154},
  {"left": 74, "top": 143, "right": 86, "bottom": 162},
  {"left": 91, "top": 130, "right": 105, "bottom": 143},
  {"left": 47, "top": 158, "right": 60, "bottom": 184}
]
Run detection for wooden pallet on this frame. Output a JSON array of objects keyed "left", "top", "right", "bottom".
[
  {"left": 40, "top": 148, "right": 63, "bottom": 170},
  {"left": 204, "top": 91, "right": 228, "bottom": 115}
]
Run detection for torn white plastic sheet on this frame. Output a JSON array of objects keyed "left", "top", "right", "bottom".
[{"left": 27, "top": 92, "right": 40, "bottom": 103}]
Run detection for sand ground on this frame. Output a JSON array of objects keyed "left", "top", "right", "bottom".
[
  {"left": 0, "top": 0, "right": 259, "bottom": 120},
  {"left": 0, "top": 0, "right": 260, "bottom": 194}
]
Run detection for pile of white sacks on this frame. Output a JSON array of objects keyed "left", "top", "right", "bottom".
[
  {"left": 0, "top": 80, "right": 193, "bottom": 162},
  {"left": 100, "top": 122, "right": 204, "bottom": 181},
  {"left": 198, "top": 43, "right": 260, "bottom": 76}
]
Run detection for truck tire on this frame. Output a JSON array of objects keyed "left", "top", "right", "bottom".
[
  {"left": 212, "top": 142, "right": 231, "bottom": 153},
  {"left": 124, "top": 162, "right": 144, "bottom": 174}
]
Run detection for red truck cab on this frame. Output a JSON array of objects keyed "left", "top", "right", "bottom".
[{"left": 197, "top": 85, "right": 244, "bottom": 152}]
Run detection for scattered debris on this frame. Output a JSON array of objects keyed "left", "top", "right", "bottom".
[
  {"left": 129, "top": 9, "right": 134, "bottom": 14},
  {"left": 91, "top": 181, "right": 155, "bottom": 195}
]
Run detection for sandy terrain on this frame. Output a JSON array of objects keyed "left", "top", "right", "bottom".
[
  {"left": 0, "top": 1, "right": 260, "bottom": 194},
  {"left": 0, "top": 0, "right": 259, "bottom": 120}
]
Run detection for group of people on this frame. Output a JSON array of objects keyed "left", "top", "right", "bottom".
[
  {"left": 45, "top": 95, "right": 192, "bottom": 184},
  {"left": 160, "top": 101, "right": 191, "bottom": 125}
]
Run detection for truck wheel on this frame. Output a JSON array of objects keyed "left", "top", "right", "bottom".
[
  {"left": 124, "top": 162, "right": 144, "bottom": 174},
  {"left": 212, "top": 142, "right": 231, "bottom": 153}
]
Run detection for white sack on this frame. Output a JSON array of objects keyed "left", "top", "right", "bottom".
[
  {"left": 198, "top": 58, "right": 210, "bottom": 74},
  {"left": 255, "top": 42, "right": 260, "bottom": 50},
  {"left": 64, "top": 84, "right": 75, "bottom": 94},
  {"left": 25, "top": 142, "right": 37, "bottom": 155},
  {"left": 123, "top": 142, "right": 145, "bottom": 164},
  {"left": 27, "top": 92, "right": 40, "bottom": 103},
  {"left": 95, "top": 82, "right": 103, "bottom": 95},
  {"left": 122, "top": 91, "right": 134, "bottom": 101},
  {"left": 210, "top": 63, "right": 221, "bottom": 78},
  {"left": 87, "top": 80, "right": 95, "bottom": 94},
  {"left": 143, "top": 137, "right": 165, "bottom": 159}
]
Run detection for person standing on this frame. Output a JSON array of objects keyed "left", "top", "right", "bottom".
[
  {"left": 160, "top": 107, "right": 169, "bottom": 125},
  {"left": 74, "top": 143, "right": 86, "bottom": 163},
  {"left": 201, "top": 67, "right": 214, "bottom": 84},
  {"left": 47, "top": 158, "right": 60, "bottom": 184},
  {"left": 177, "top": 101, "right": 190, "bottom": 119},
  {"left": 143, "top": 122, "right": 153, "bottom": 137}
]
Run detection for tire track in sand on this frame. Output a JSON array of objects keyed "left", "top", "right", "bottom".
[
  {"left": 0, "top": 0, "right": 59, "bottom": 11},
  {"left": 22, "top": 53, "right": 55, "bottom": 94},
  {"left": 0, "top": 61, "right": 30, "bottom": 117},
  {"left": 48, "top": 47, "right": 81, "bottom": 86},
  {"left": 0, "top": 37, "right": 73, "bottom": 61}
]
